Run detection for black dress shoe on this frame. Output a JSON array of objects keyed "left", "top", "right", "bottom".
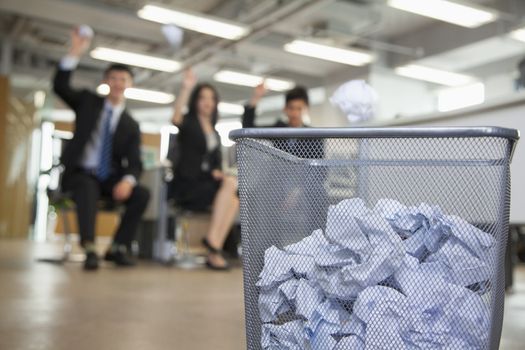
[
  {"left": 104, "top": 250, "right": 117, "bottom": 262},
  {"left": 84, "top": 252, "right": 99, "bottom": 271},
  {"left": 111, "top": 250, "right": 136, "bottom": 267}
]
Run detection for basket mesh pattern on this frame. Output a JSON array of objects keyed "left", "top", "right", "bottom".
[{"left": 235, "top": 135, "right": 513, "bottom": 350}]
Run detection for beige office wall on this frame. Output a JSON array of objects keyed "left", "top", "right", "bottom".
[{"left": 0, "top": 76, "right": 36, "bottom": 239}]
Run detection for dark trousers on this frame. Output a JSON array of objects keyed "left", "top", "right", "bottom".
[{"left": 63, "top": 171, "right": 150, "bottom": 247}]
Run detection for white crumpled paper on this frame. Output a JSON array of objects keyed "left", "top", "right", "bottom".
[
  {"left": 330, "top": 80, "right": 378, "bottom": 123},
  {"left": 257, "top": 198, "right": 496, "bottom": 349}
]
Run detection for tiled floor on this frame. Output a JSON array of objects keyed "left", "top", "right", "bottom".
[{"left": 0, "top": 240, "right": 524, "bottom": 349}]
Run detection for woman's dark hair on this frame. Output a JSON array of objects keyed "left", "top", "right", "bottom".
[{"left": 187, "top": 83, "right": 220, "bottom": 125}]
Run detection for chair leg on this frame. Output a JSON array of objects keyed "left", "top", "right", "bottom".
[
  {"left": 60, "top": 208, "right": 84, "bottom": 263},
  {"left": 62, "top": 208, "right": 72, "bottom": 262},
  {"left": 36, "top": 207, "right": 78, "bottom": 264},
  {"left": 182, "top": 218, "right": 191, "bottom": 254},
  {"left": 173, "top": 213, "right": 205, "bottom": 269}
]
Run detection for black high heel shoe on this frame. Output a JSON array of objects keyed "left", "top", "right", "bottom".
[{"left": 202, "top": 238, "right": 230, "bottom": 271}]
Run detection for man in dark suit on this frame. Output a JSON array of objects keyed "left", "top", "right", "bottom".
[
  {"left": 53, "top": 27, "right": 150, "bottom": 270},
  {"left": 242, "top": 83, "right": 324, "bottom": 159},
  {"left": 242, "top": 83, "right": 310, "bottom": 128}
]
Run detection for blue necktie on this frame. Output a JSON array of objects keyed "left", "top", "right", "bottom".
[{"left": 96, "top": 106, "right": 113, "bottom": 181}]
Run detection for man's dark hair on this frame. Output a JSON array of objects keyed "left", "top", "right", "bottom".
[
  {"left": 285, "top": 86, "right": 309, "bottom": 106},
  {"left": 103, "top": 63, "right": 134, "bottom": 79}
]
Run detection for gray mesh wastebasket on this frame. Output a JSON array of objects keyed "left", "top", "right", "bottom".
[{"left": 230, "top": 127, "right": 519, "bottom": 350}]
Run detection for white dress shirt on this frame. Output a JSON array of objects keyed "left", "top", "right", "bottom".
[{"left": 80, "top": 100, "right": 124, "bottom": 170}]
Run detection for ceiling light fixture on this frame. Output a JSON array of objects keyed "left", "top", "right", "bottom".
[
  {"left": 138, "top": 4, "right": 250, "bottom": 40},
  {"left": 218, "top": 102, "right": 244, "bottom": 115},
  {"left": 395, "top": 64, "right": 474, "bottom": 86},
  {"left": 97, "top": 84, "right": 175, "bottom": 104},
  {"left": 283, "top": 40, "right": 374, "bottom": 66},
  {"left": 438, "top": 82, "right": 485, "bottom": 112},
  {"left": 388, "top": 0, "right": 498, "bottom": 28},
  {"left": 90, "top": 47, "right": 181, "bottom": 72},
  {"left": 509, "top": 28, "right": 525, "bottom": 42},
  {"left": 214, "top": 70, "right": 295, "bottom": 92}
]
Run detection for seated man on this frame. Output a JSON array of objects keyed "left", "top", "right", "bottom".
[{"left": 53, "top": 27, "right": 150, "bottom": 270}]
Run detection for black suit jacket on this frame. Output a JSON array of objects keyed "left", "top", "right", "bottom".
[
  {"left": 174, "top": 114, "right": 222, "bottom": 180},
  {"left": 242, "top": 104, "right": 324, "bottom": 159},
  {"left": 53, "top": 68, "right": 143, "bottom": 180},
  {"left": 242, "top": 105, "right": 288, "bottom": 128}
]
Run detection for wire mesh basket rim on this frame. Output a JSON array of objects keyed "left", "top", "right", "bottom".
[{"left": 229, "top": 126, "right": 520, "bottom": 141}]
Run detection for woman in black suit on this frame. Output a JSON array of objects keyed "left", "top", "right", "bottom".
[{"left": 171, "top": 69, "right": 238, "bottom": 270}]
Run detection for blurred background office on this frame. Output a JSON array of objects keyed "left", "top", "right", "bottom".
[{"left": 0, "top": 0, "right": 524, "bottom": 349}]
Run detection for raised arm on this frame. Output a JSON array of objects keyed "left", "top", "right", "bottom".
[
  {"left": 53, "top": 27, "right": 92, "bottom": 109},
  {"left": 242, "top": 82, "right": 267, "bottom": 128},
  {"left": 172, "top": 68, "right": 197, "bottom": 127}
]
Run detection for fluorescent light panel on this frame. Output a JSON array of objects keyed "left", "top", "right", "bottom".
[
  {"left": 395, "top": 64, "right": 474, "bottom": 86},
  {"left": 388, "top": 0, "right": 497, "bottom": 28},
  {"left": 91, "top": 47, "right": 181, "bottom": 72},
  {"left": 97, "top": 84, "right": 175, "bottom": 104},
  {"left": 218, "top": 102, "right": 244, "bottom": 115},
  {"left": 283, "top": 40, "right": 374, "bottom": 66},
  {"left": 125, "top": 88, "right": 175, "bottom": 104},
  {"left": 214, "top": 70, "right": 295, "bottom": 92},
  {"left": 509, "top": 28, "right": 525, "bottom": 42},
  {"left": 438, "top": 82, "right": 485, "bottom": 112},
  {"left": 138, "top": 4, "right": 250, "bottom": 40}
]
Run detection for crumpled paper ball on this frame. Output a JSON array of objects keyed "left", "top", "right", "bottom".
[
  {"left": 330, "top": 80, "right": 378, "bottom": 123},
  {"left": 78, "top": 25, "right": 94, "bottom": 38},
  {"left": 162, "top": 24, "right": 184, "bottom": 50}
]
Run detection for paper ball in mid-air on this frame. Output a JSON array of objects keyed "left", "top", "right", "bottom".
[
  {"left": 330, "top": 80, "right": 378, "bottom": 123},
  {"left": 162, "top": 24, "right": 184, "bottom": 50},
  {"left": 78, "top": 25, "right": 94, "bottom": 38}
]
